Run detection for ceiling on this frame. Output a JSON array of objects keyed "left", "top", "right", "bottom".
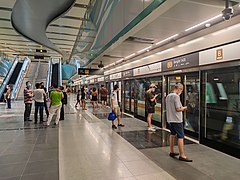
[
  {"left": 1, "top": 0, "right": 240, "bottom": 67},
  {"left": 0, "top": 0, "right": 90, "bottom": 61},
  {"left": 89, "top": 0, "right": 240, "bottom": 69}
]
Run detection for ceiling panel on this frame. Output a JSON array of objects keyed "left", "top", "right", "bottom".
[
  {"left": 0, "top": 0, "right": 16, "bottom": 8},
  {"left": 0, "top": 11, "right": 11, "bottom": 19},
  {"left": 66, "top": 7, "right": 86, "bottom": 17},
  {"left": 53, "top": 18, "right": 82, "bottom": 28},
  {"left": 0, "top": 21, "right": 12, "bottom": 27},
  {"left": 75, "top": 0, "right": 89, "bottom": 5},
  {"left": 46, "top": 26, "right": 79, "bottom": 35},
  {"left": 46, "top": 33, "right": 76, "bottom": 40}
]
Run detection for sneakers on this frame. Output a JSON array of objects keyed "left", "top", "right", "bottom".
[
  {"left": 118, "top": 124, "right": 125, "bottom": 127},
  {"left": 148, "top": 127, "right": 156, "bottom": 132},
  {"left": 112, "top": 125, "right": 117, "bottom": 129}
]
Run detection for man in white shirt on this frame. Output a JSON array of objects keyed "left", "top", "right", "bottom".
[
  {"left": 33, "top": 83, "right": 46, "bottom": 124},
  {"left": 166, "top": 83, "right": 192, "bottom": 162},
  {"left": 111, "top": 85, "right": 125, "bottom": 129}
]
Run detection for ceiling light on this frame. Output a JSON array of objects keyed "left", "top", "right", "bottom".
[
  {"left": 125, "top": 53, "right": 136, "bottom": 59},
  {"left": 185, "top": 14, "right": 222, "bottom": 32},
  {"left": 178, "top": 37, "right": 204, "bottom": 47},
  {"left": 133, "top": 60, "right": 141, "bottom": 63},
  {"left": 137, "top": 46, "right": 152, "bottom": 53},
  {"left": 116, "top": 58, "right": 124, "bottom": 64},
  {"left": 155, "top": 34, "right": 179, "bottom": 45},
  {"left": 156, "top": 48, "right": 174, "bottom": 55}
]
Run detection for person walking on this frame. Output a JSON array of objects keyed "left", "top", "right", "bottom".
[
  {"left": 46, "top": 84, "right": 63, "bottom": 126},
  {"left": 100, "top": 85, "right": 107, "bottom": 108},
  {"left": 33, "top": 83, "right": 46, "bottom": 124},
  {"left": 81, "top": 87, "right": 87, "bottom": 110},
  {"left": 60, "top": 86, "right": 67, "bottom": 121},
  {"left": 91, "top": 87, "right": 98, "bottom": 109},
  {"left": 6, "top": 85, "right": 11, "bottom": 109},
  {"left": 24, "top": 81, "right": 33, "bottom": 122},
  {"left": 145, "top": 83, "right": 159, "bottom": 132},
  {"left": 111, "top": 84, "right": 125, "bottom": 129},
  {"left": 75, "top": 90, "right": 81, "bottom": 107},
  {"left": 166, "top": 83, "right": 192, "bottom": 162}
]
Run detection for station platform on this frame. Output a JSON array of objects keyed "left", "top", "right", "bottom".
[{"left": 0, "top": 96, "right": 239, "bottom": 180}]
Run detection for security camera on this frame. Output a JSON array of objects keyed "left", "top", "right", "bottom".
[
  {"left": 222, "top": 7, "right": 233, "bottom": 21},
  {"left": 98, "top": 61, "right": 104, "bottom": 68}
]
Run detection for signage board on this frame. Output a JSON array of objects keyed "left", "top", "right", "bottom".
[
  {"left": 162, "top": 53, "right": 199, "bottom": 71},
  {"left": 78, "top": 68, "right": 104, "bottom": 75},
  {"left": 133, "top": 62, "right": 161, "bottom": 76},
  {"left": 110, "top": 72, "right": 122, "bottom": 80},
  {"left": 104, "top": 75, "right": 110, "bottom": 82},
  {"left": 200, "top": 41, "right": 240, "bottom": 65},
  {"left": 122, "top": 69, "right": 133, "bottom": 78}
]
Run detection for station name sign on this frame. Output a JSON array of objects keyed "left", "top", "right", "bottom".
[
  {"left": 78, "top": 68, "right": 104, "bottom": 75},
  {"left": 162, "top": 53, "right": 199, "bottom": 71}
]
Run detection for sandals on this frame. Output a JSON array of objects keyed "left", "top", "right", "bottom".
[
  {"left": 169, "top": 152, "right": 179, "bottom": 157},
  {"left": 179, "top": 156, "right": 193, "bottom": 162}
]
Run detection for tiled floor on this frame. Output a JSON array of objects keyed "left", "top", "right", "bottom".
[{"left": 0, "top": 96, "right": 240, "bottom": 180}]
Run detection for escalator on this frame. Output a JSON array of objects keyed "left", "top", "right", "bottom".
[
  {"left": 51, "top": 63, "right": 59, "bottom": 86},
  {"left": 0, "top": 62, "right": 22, "bottom": 102}
]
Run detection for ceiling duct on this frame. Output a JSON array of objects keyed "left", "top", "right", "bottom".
[{"left": 125, "top": 36, "right": 154, "bottom": 44}]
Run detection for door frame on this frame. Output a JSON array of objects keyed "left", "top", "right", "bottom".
[{"left": 163, "top": 72, "right": 200, "bottom": 139}]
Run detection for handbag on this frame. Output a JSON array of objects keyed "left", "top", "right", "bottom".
[{"left": 108, "top": 111, "right": 116, "bottom": 121}]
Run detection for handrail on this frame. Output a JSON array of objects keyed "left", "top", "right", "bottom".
[{"left": 46, "top": 59, "right": 52, "bottom": 91}]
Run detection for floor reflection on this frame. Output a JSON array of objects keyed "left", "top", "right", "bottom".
[{"left": 118, "top": 129, "right": 195, "bottom": 149}]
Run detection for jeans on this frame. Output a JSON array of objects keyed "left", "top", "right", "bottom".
[
  {"left": 34, "top": 102, "right": 44, "bottom": 123},
  {"left": 7, "top": 98, "right": 11, "bottom": 108},
  {"left": 24, "top": 103, "right": 32, "bottom": 121},
  {"left": 44, "top": 96, "right": 49, "bottom": 117}
]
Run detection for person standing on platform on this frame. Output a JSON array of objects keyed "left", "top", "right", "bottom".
[
  {"left": 40, "top": 82, "right": 49, "bottom": 118},
  {"left": 33, "top": 83, "right": 46, "bottom": 124},
  {"left": 111, "top": 84, "right": 125, "bottom": 129},
  {"left": 91, "top": 87, "right": 98, "bottom": 109},
  {"left": 145, "top": 83, "right": 159, "bottom": 132},
  {"left": 100, "top": 85, "right": 107, "bottom": 109},
  {"left": 24, "top": 81, "right": 33, "bottom": 122},
  {"left": 75, "top": 90, "right": 81, "bottom": 108},
  {"left": 6, "top": 85, "right": 11, "bottom": 109},
  {"left": 46, "top": 84, "right": 63, "bottom": 126},
  {"left": 166, "top": 83, "right": 192, "bottom": 162},
  {"left": 81, "top": 87, "right": 87, "bottom": 110},
  {"left": 60, "top": 86, "right": 67, "bottom": 121}
]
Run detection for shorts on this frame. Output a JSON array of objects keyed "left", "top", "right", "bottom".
[
  {"left": 168, "top": 122, "right": 184, "bottom": 138},
  {"left": 101, "top": 96, "right": 107, "bottom": 101},
  {"left": 114, "top": 106, "right": 121, "bottom": 116},
  {"left": 147, "top": 107, "right": 155, "bottom": 114},
  {"left": 92, "top": 96, "right": 97, "bottom": 101}
]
